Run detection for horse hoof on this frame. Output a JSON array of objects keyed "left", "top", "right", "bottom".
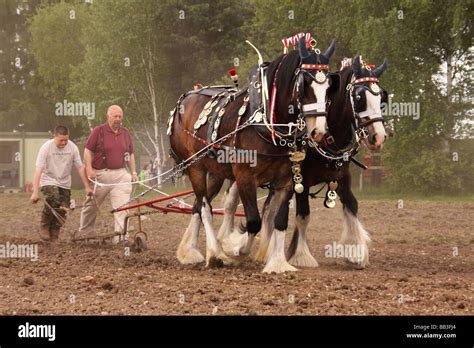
[
  {"left": 206, "top": 256, "right": 224, "bottom": 268},
  {"left": 262, "top": 258, "right": 298, "bottom": 274},
  {"left": 344, "top": 258, "right": 368, "bottom": 269}
]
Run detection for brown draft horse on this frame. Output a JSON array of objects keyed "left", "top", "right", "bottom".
[{"left": 168, "top": 37, "right": 336, "bottom": 272}]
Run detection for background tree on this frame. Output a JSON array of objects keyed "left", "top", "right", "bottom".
[
  {"left": 0, "top": 0, "right": 57, "bottom": 133},
  {"left": 7, "top": 0, "right": 472, "bottom": 194}
]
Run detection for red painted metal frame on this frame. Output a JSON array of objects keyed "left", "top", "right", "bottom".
[{"left": 112, "top": 189, "right": 245, "bottom": 217}]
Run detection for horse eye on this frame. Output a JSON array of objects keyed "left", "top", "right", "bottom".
[{"left": 356, "top": 95, "right": 361, "bottom": 100}]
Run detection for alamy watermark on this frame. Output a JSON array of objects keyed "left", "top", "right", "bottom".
[
  {"left": 381, "top": 97, "right": 420, "bottom": 120},
  {"left": 55, "top": 99, "right": 95, "bottom": 119},
  {"left": 0, "top": 242, "right": 38, "bottom": 261},
  {"left": 18, "top": 322, "right": 55, "bottom": 341},
  {"left": 324, "top": 241, "right": 364, "bottom": 262},
  {"left": 216, "top": 148, "right": 257, "bottom": 167}
]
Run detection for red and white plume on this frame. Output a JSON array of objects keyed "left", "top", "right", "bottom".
[
  {"left": 228, "top": 69, "right": 238, "bottom": 81},
  {"left": 282, "top": 32, "right": 314, "bottom": 52}
]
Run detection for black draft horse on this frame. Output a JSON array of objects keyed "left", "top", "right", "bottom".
[
  {"left": 169, "top": 37, "right": 336, "bottom": 273},
  {"left": 287, "top": 56, "right": 389, "bottom": 269}
]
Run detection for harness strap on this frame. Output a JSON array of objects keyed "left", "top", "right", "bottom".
[
  {"left": 206, "top": 92, "right": 229, "bottom": 157},
  {"left": 302, "top": 111, "right": 327, "bottom": 117},
  {"left": 358, "top": 116, "right": 385, "bottom": 129},
  {"left": 268, "top": 55, "right": 289, "bottom": 144},
  {"left": 100, "top": 126, "right": 108, "bottom": 170},
  {"left": 358, "top": 108, "right": 382, "bottom": 118}
]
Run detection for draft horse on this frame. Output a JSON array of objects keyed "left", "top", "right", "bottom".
[{"left": 168, "top": 37, "right": 336, "bottom": 273}]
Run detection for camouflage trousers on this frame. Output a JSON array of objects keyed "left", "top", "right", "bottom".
[{"left": 41, "top": 185, "right": 71, "bottom": 229}]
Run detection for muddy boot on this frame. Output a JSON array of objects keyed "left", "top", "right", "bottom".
[
  {"left": 50, "top": 226, "right": 60, "bottom": 244},
  {"left": 39, "top": 215, "right": 51, "bottom": 241}
]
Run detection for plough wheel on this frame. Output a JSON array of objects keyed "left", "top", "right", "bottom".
[{"left": 134, "top": 232, "right": 148, "bottom": 252}]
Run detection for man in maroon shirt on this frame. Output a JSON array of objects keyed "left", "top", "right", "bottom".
[{"left": 76, "top": 105, "right": 138, "bottom": 243}]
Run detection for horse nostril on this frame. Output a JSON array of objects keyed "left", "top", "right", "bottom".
[
  {"left": 369, "top": 133, "right": 377, "bottom": 145},
  {"left": 311, "top": 129, "right": 317, "bottom": 138}
]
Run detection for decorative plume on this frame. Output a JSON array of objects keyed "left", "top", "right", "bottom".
[{"left": 228, "top": 69, "right": 239, "bottom": 88}]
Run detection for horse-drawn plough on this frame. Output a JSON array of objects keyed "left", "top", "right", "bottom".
[{"left": 45, "top": 183, "right": 246, "bottom": 252}]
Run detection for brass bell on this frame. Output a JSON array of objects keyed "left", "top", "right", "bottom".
[
  {"left": 324, "top": 198, "right": 336, "bottom": 209},
  {"left": 294, "top": 183, "right": 304, "bottom": 193},
  {"left": 291, "top": 165, "right": 301, "bottom": 175}
]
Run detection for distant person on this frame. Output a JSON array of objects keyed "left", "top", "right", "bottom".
[
  {"left": 30, "top": 125, "right": 92, "bottom": 243},
  {"left": 76, "top": 105, "right": 138, "bottom": 244}
]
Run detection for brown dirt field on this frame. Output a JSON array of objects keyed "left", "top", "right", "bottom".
[{"left": 0, "top": 192, "right": 472, "bottom": 315}]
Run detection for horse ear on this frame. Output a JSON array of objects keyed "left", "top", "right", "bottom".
[
  {"left": 372, "top": 58, "right": 389, "bottom": 77},
  {"left": 352, "top": 55, "right": 362, "bottom": 76},
  {"left": 322, "top": 39, "right": 336, "bottom": 60},
  {"left": 298, "top": 37, "right": 310, "bottom": 60}
]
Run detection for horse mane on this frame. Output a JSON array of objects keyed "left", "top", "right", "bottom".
[
  {"left": 327, "top": 65, "right": 355, "bottom": 133},
  {"left": 338, "top": 65, "right": 354, "bottom": 94},
  {"left": 265, "top": 50, "right": 301, "bottom": 95}
]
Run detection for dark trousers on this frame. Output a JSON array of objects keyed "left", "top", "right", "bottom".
[{"left": 41, "top": 185, "right": 71, "bottom": 229}]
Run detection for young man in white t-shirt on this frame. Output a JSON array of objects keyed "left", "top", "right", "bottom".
[{"left": 30, "top": 126, "right": 92, "bottom": 242}]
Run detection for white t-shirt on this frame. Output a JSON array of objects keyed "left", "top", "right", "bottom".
[{"left": 35, "top": 139, "right": 83, "bottom": 189}]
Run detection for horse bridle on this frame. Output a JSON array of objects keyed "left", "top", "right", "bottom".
[
  {"left": 294, "top": 63, "right": 331, "bottom": 121},
  {"left": 348, "top": 75, "right": 386, "bottom": 139},
  {"left": 307, "top": 72, "right": 387, "bottom": 168},
  {"left": 257, "top": 59, "right": 332, "bottom": 147}
]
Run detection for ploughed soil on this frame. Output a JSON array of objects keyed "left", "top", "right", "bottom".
[{"left": 0, "top": 192, "right": 472, "bottom": 315}]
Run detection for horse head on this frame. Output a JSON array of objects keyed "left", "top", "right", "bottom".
[
  {"left": 351, "top": 55, "right": 389, "bottom": 150},
  {"left": 295, "top": 37, "right": 336, "bottom": 142}
]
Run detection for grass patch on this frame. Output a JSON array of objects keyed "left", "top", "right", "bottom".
[{"left": 354, "top": 187, "right": 474, "bottom": 202}]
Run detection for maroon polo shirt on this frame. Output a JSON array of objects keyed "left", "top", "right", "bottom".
[{"left": 85, "top": 123, "right": 134, "bottom": 170}]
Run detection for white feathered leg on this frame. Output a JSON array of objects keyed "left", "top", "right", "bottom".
[
  {"left": 263, "top": 229, "right": 298, "bottom": 273},
  {"left": 201, "top": 197, "right": 234, "bottom": 266},
  {"left": 288, "top": 215, "right": 319, "bottom": 267},
  {"left": 339, "top": 207, "right": 371, "bottom": 268},
  {"left": 177, "top": 213, "right": 205, "bottom": 264}
]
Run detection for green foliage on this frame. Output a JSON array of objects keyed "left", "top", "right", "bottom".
[
  {"left": 29, "top": 1, "right": 91, "bottom": 101},
  {"left": 0, "top": 0, "right": 55, "bottom": 132},
  {"left": 2, "top": 0, "right": 472, "bottom": 194}
]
